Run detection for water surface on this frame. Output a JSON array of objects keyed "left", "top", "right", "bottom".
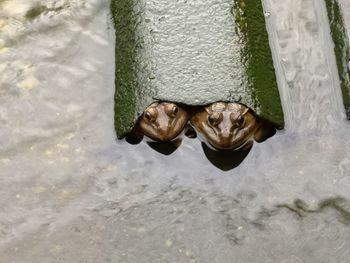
[{"left": 1, "top": 0, "right": 350, "bottom": 262}]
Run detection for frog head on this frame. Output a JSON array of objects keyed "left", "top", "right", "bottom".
[
  {"left": 190, "top": 102, "right": 268, "bottom": 150},
  {"left": 138, "top": 102, "right": 189, "bottom": 142}
]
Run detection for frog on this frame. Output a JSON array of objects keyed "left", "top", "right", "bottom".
[
  {"left": 189, "top": 102, "right": 275, "bottom": 151},
  {"left": 126, "top": 102, "right": 190, "bottom": 146}
]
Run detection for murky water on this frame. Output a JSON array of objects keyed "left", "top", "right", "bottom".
[{"left": 1, "top": 0, "right": 350, "bottom": 262}]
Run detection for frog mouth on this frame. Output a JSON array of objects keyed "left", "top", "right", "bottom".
[
  {"left": 204, "top": 136, "right": 253, "bottom": 151},
  {"left": 143, "top": 126, "right": 186, "bottom": 143}
]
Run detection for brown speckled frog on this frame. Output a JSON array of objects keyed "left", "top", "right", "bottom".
[
  {"left": 127, "top": 102, "right": 190, "bottom": 144},
  {"left": 189, "top": 102, "right": 275, "bottom": 150}
]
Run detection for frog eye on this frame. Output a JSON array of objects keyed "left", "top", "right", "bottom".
[
  {"left": 173, "top": 106, "right": 178, "bottom": 114},
  {"left": 144, "top": 111, "right": 152, "bottom": 120},
  {"left": 237, "top": 115, "right": 245, "bottom": 126},
  {"left": 208, "top": 115, "right": 218, "bottom": 126},
  {"left": 170, "top": 106, "right": 178, "bottom": 117},
  {"left": 144, "top": 111, "right": 156, "bottom": 122}
]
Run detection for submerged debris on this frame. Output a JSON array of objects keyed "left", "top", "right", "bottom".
[{"left": 25, "top": 5, "right": 64, "bottom": 20}]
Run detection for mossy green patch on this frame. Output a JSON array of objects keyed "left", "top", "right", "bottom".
[
  {"left": 25, "top": 5, "right": 46, "bottom": 20},
  {"left": 111, "top": 0, "right": 139, "bottom": 138},
  {"left": 232, "top": 0, "right": 284, "bottom": 128},
  {"left": 25, "top": 5, "right": 64, "bottom": 20},
  {"left": 325, "top": 0, "right": 350, "bottom": 118}
]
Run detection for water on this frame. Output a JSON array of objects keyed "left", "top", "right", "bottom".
[
  {"left": 265, "top": 0, "right": 346, "bottom": 132},
  {"left": 1, "top": 0, "right": 350, "bottom": 262}
]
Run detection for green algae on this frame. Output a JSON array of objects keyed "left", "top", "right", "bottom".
[
  {"left": 232, "top": 0, "right": 284, "bottom": 128},
  {"left": 325, "top": 0, "right": 350, "bottom": 118},
  {"left": 111, "top": 0, "right": 284, "bottom": 138},
  {"left": 111, "top": 0, "right": 139, "bottom": 138}
]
